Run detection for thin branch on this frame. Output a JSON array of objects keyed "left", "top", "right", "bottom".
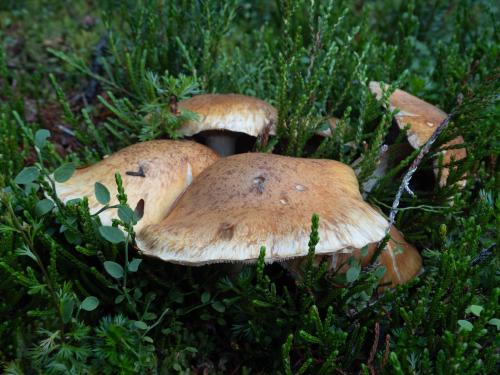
[
  {"left": 367, "top": 322, "right": 380, "bottom": 375},
  {"left": 386, "top": 111, "right": 455, "bottom": 232}
]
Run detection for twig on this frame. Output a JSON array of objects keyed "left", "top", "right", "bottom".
[
  {"left": 386, "top": 111, "right": 455, "bottom": 232},
  {"left": 367, "top": 322, "right": 380, "bottom": 375},
  {"left": 381, "top": 334, "right": 391, "bottom": 370}
]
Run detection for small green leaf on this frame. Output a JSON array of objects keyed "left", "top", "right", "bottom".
[
  {"left": 458, "top": 319, "right": 473, "bottom": 332},
  {"left": 99, "top": 226, "right": 126, "bottom": 244},
  {"left": 35, "top": 199, "right": 54, "bottom": 217},
  {"left": 374, "top": 266, "right": 386, "bottom": 279},
  {"left": 115, "top": 295, "right": 125, "bottom": 304},
  {"left": 61, "top": 298, "right": 75, "bottom": 324},
  {"left": 80, "top": 296, "right": 99, "bottom": 311},
  {"left": 35, "top": 129, "right": 51, "bottom": 149},
  {"left": 94, "top": 182, "right": 110, "bottom": 205},
  {"left": 118, "top": 204, "right": 138, "bottom": 225},
  {"left": 133, "top": 288, "right": 142, "bottom": 300},
  {"left": 360, "top": 245, "right": 369, "bottom": 257},
  {"left": 103, "top": 261, "right": 124, "bottom": 279},
  {"left": 211, "top": 301, "right": 225, "bottom": 313},
  {"left": 346, "top": 265, "right": 361, "bottom": 283},
  {"left": 143, "top": 312, "right": 157, "bottom": 321},
  {"left": 200, "top": 313, "right": 211, "bottom": 321},
  {"left": 487, "top": 318, "right": 500, "bottom": 331},
  {"left": 54, "top": 163, "right": 76, "bottom": 183},
  {"left": 128, "top": 258, "right": 142, "bottom": 272},
  {"left": 466, "top": 305, "right": 484, "bottom": 317},
  {"left": 14, "top": 245, "right": 37, "bottom": 262},
  {"left": 134, "top": 320, "right": 148, "bottom": 330},
  {"left": 15, "top": 167, "right": 40, "bottom": 185},
  {"left": 201, "top": 292, "right": 211, "bottom": 304},
  {"left": 299, "top": 330, "right": 321, "bottom": 344}
]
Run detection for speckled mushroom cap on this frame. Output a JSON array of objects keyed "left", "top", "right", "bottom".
[
  {"left": 178, "top": 94, "right": 278, "bottom": 137},
  {"left": 286, "top": 226, "right": 422, "bottom": 287},
  {"left": 136, "top": 153, "right": 388, "bottom": 265},
  {"left": 53, "top": 140, "right": 219, "bottom": 233},
  {"left": 369, "top": 81, "right": 466, "bottom": 187}
]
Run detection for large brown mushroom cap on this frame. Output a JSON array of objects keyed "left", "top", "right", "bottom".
[
  {"left": 136, "top": 153, "right": 388, "bottom": 265},
  {"left": 54, "top": 140, "right": 219, "bottom": 233},
  {"left": 178, "top": 94, "right": 277, "bottom": 137},
  {"left": 369, "top": 81, "right": 467, "bottom": 187}
]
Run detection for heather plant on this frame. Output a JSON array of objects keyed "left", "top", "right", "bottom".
[{"left": 0, "top": 0, "right": 498, "bottom": 373}]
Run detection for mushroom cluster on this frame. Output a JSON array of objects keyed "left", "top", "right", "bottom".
[{"left": 55, "top": 92, "right": 431, "bottom": 287}]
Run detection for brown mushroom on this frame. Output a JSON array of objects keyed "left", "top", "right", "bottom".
[
  {"left": 136, "top": 152, "right": 388, "bottom": 265},
  {"left": 53, "top": 140, "right": 219, "bottom": 233},
  {"left": 178, "top": 94, "right": 277, "bottom": 156},
  {"left": 290, "top": 226, "right": 422, "bottom": 287},
  {"left": 369, "top": 81, "right": 467, "bottom": 187}
]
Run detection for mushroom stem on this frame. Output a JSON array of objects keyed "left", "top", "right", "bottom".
[{"left": 204, "top": 133, "right": 236, "bottom": 156}]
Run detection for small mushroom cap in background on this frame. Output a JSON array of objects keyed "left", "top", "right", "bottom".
[
  {"left": 328, "top": 226, "right": 422, "bottom": 287},
  {"left": 434, "top": 135, "right": 467, "bottom": 188},
  {"left": 285, "top": 226, "right": 422, "bottom": 287},
  {"left": 369, "top": 81, "right": 467, "bottom": 187},
  {"left": 178, "top": 94, "right": 277, "bottom": 137},
  {"left": 136, "top": 153, "right": 388, "bottom": 265},
  {"left": 53, "top": 140, "right": 219, "bottom": 233}
]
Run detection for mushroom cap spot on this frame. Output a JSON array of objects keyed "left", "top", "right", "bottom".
[
  {"left": 51, "top": 140, "right": 219, "bottom": 233},
  {"left": 369, "top": 81, "right": 467, "bottom": 187},
  {"left": 136, "top": 153, "right": 389, "bottom": 265},
  {"left": 177, "top": 94, "right": 277, "bottom": 137}
]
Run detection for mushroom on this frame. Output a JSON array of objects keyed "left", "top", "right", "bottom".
[
  {"left": 136, "top": 152, "right": 388, "bottom": 265},
  {"left": 287, "top": 226, "right": 422, "bottom": 287},
  {"left": 178, "top": 94, "right": 277, "bottom": 156},
  {"left": 53, "top": 140, "right": 219, "bottom": 233},
  {"left": 369, "top": 81, "right": 467, "bottom": 187}
]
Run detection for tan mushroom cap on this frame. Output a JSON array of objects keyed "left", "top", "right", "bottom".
[
  {"left": 53, "top": 140, "right": 219, "bottom": 233},
  {"left": 328, "top": 226, "right": 422, "bottom": 287},
  {"left": 369, "top": 81, "right": 467, "bottom": 187},
  {"left": 286, "top": 226, "right": 422, "bottom": 287},
  {"left": 435, "top": 135, "right": 467, "bottom": 188},
  {"left": 178, "top": 94, "right": 277, "bottom": 137},
  {"left": 136, "top": 153, "right": 388, "bottom": 265}
]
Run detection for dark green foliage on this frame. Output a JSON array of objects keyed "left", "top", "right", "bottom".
[{"left": 0, "top": 0, "right": 499, "bottom": 373}]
